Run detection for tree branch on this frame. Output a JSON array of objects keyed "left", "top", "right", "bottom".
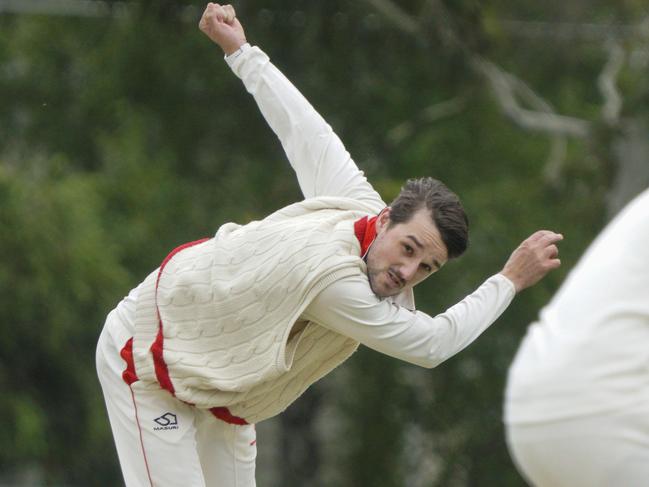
[
  {"left": 363, "top": 0, "right": 601, "bottom": 182},
  {"left": 471, "top": 57, "right": 591, "bottom": 137},
  {"left": 364, "top": 0, "right": 591, "bottom": 140},
  {"left": 598, "top": 41, "right": 625, "bottom": 126}
]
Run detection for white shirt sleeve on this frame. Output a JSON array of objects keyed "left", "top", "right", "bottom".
[
  {"left": 226, "top": 44, "right": 384, "bottom": 211},
  {"left": 302, "top": 273, "right": 516, "bottom": 368}
]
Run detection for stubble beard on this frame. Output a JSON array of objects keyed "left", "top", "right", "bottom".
[
  {"left": 366, "top": 263, "right": 401, "bottom": 298},
  {"left": 365, "top": 237, "right": 402, "bottom": 298}
]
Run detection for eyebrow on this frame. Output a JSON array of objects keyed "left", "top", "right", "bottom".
[{"left": 406, "top": 235, "right": 441, "bottom": 270}]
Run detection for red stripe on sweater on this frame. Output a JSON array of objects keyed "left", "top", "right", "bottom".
[
  {"left": 152, "top": 238, "right": 210, "bottom": 396},
  {"left": 209, "top": 407, "right": 249, "bottom": 425},
  {"left": 148, "top": 238, "right": 248, "bottom": 425},
  {"left": 120, "top": 338, "right": 138, "bottom": 385}
]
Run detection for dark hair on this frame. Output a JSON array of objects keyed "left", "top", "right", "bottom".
[{"left": 388, "top": 177, "right": 469, "bottom": 259}]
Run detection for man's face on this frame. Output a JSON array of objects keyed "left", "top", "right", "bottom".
[{"left": 365, "top": 207, "right": 449, "bottom": 298}]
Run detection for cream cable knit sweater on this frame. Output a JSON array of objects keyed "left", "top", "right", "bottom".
[{"left": 133, "top": 198, "right": 381, "bottom": 422}]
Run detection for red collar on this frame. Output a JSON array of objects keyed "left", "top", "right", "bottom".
[{"left": 354, "top": 215, "right": 378, "bottom": 257}]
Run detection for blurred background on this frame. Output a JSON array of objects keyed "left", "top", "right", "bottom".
[{"left": 0, "top": 0, "right": 647, "bottom": 485}]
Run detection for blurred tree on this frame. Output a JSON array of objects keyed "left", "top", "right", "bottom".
[{"left": 0, "top": 156, "right": 127, "bottom": 485}]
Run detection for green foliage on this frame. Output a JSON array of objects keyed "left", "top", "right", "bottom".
[{"left": 0, "top": 157, "right": 127, "bottom": 485}]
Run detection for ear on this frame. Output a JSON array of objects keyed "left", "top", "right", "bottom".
[{"left": 375, "top": 207, "right": 392, "bottom": 233}]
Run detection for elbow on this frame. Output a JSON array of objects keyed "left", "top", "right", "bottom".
[
  {"left": 420, "top": 342, "right": 447, "bottom": 369},
  {"left": 418, "top": 357, "right": 442, "bottom": 369},
  {"left": 399, "top": 343, "right": 446, "bottom": 369}
]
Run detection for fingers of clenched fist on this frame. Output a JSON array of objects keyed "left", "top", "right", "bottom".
[
  {"left": 201, "top": 3, "right": 236, "bottom": 27},
  {"left": 501, "top": 230, "right": 563, "bottom": 292},
  {"left": 528, "top": 229, "right": 563, "bottom": 245},
  {"left": 221, "top": 4, "right": 236, "bottom": 23},
  {"left": 198, "top": 3, "right": 245, "bottom": 54},
  {"left": 545, "top": 242, "right": 560, "bottom": 260},
  {"left": 525, "top": 230, "right": 563, "bottom": 266}
]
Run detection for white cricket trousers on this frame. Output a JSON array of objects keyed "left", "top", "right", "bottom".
[
  {"left": 506, "top": 404, "right": 649, "bottom": 487},
  {"left": 96, "top": 310, "right": 257, "bottom": 487}
]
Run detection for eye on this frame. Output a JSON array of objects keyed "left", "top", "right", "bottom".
[
  {"left": 403, "top": 244, "right": 414, "bottom": 255},
  {"left": 421, "top": 263, "right": 433, "bottom": 273}
]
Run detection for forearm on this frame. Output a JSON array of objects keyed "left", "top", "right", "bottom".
[
  {"left": 304, "top": 274, "right": 516, "bottom": 368},
  {"left": 226, "top": 45, "right": 383, "bottom": 206},
  {"left": 415, "top": 274, "right": 515, "bottom": 367}
]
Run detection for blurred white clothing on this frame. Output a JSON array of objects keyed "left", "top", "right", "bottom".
[{"left": 504, "top": 187, "right": 649, "bottom": 486}]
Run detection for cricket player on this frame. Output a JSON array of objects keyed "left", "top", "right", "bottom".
[
  {"left": 505, "top": 187, "right": 649, "bottom": 487},
  {"left": 96, "top": 4, "right": 563, "bottom": 486}
]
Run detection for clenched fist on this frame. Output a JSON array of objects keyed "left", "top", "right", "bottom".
[
  {"left": 199, "top": 3, "right": 247, "bottom": 55},
  {"left": 500, "top": 230, "right": 563, "bottom": 292}
]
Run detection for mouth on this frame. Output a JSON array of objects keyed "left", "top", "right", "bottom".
[{"left": 387, "top": 270, "right": 403, "bottom": 289}]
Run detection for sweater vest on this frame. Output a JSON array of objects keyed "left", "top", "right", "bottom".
[{"left": 132, "top": 197, "right": 408, "bottom": 423}]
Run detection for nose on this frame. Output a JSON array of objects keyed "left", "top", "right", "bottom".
[{"left": 400, "top": 261, "right": 419, "bottom": 283}]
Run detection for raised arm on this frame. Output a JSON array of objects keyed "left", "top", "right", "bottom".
[{"left": 199, "top": 4, "right": 383, "bottom": 209}]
